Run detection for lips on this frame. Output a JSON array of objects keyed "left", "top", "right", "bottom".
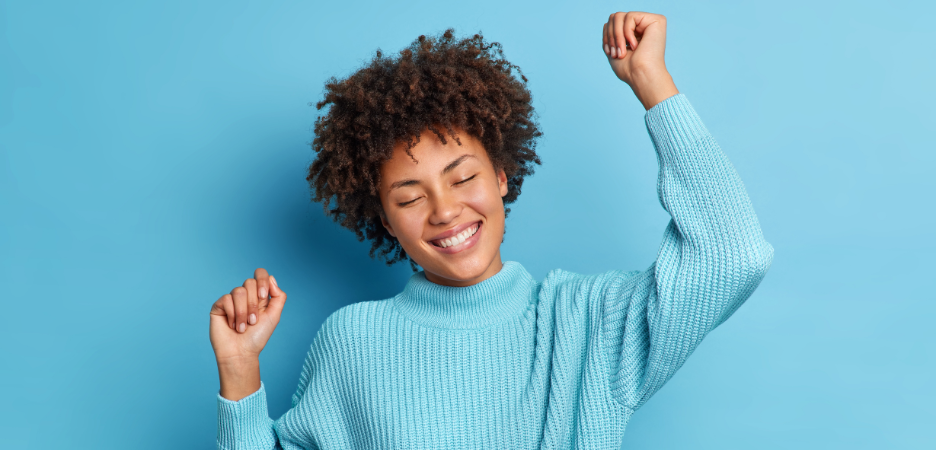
[
  {"left": 430, "top": 222, "right": 480, "bottom": 248},
  {"left": 427, "top": 220, "right": 481, "bottom": 245},
  {"left": 427, "top": 220, "right": 482, "bottom": 253}
]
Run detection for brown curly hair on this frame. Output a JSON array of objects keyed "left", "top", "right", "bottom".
[{"left": 306, "top": 29, "right": 542, "bottom": 268}]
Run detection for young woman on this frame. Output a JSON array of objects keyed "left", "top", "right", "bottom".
[{"left": 209, "top": 11, "right": 773, "bottom": 449}]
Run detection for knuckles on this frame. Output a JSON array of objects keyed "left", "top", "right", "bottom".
[
  {"left": 220, "top": 274, "right": 269, "bottom": 304},
  {"left": 608, "top": 11, "right": 666, "bottom": 22}
]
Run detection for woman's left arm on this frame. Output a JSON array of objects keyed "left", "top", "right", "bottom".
[
  {"left": 602, "top": 11, "right": 678, "bottom": 111},
  {"left": 599, "top": 12, "right": 775, "bottom": 410}
]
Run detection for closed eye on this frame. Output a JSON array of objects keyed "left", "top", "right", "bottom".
[
  {"left": 398, "top": 197, "right": 420, "bottom": 207},
  {"left": 456, "top": 174, "right": 477, "bottom": 185}
]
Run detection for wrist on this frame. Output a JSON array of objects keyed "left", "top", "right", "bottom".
[
  {"left": 628, "top": 67, "right": 679, "bottom": 110},
  {"left": 217, "top": 357, "right": 261, "bottom": 401},
  {"left": 216, "top": 353, "right": 260, "bottom": 368}
]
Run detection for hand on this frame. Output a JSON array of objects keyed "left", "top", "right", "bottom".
[
  {"left": 209, "top": 268, "right": 287, "bottom": 364},
  {"left": 602, "top": 11, "right": 679, "bottom": 110}
]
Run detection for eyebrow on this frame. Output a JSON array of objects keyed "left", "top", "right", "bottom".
[{"left": 388, "top": 154, "right": 476, "bottom": 191}]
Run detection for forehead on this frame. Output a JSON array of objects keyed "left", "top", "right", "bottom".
[{"left": 380, "top": 127, "right": 491, "bottom": 181}]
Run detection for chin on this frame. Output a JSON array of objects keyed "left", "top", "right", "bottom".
[
  {"left": 411, "top": 230, "right": 502, "bottom": 286},
  {"left": 438, "top": 259, "right": 492, "bottom": 281},
  {"left": 414, "top": 249, "right": 490, "bottom": 282}
]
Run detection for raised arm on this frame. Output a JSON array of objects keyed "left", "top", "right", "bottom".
[
  {"left": 599, "top": 12, "right": 774, "bottom": 410},
  {"left": 216, "top": 339, "right": 325, "bottom": 450},
  {"left": 210, "top": 270, "right": 319, "bottom": 449}
]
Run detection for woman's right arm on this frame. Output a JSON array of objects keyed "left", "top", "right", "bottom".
[
  {"left": 215, "top": 349, "right": 325, "bottom": 450},
  {"left": 210, "top": 268, "right": 285, "bottom": 401},
  {"left": 210, "top": 269, "right": 306, "bottom": 449}
]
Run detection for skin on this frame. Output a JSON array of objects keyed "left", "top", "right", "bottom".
[
  {"left": 378, "top": 128, "right": 509, "bottom": 288},
  {"left": 210, "top": 11, "right": 679, "bottom": 401}
]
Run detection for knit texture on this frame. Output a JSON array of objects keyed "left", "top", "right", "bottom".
[{"left": 216, "top": 93, "right": 774, "bottom": 450}]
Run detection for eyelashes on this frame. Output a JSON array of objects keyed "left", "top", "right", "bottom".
[
  {"left": 396, "top": 174, "right": 479, "bottom": 207},
  {"left": 456, "top": 174, "right": 477, "bottom": 185}
]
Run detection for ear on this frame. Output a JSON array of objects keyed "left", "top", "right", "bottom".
[
  {"left": 380, "top": 212, "right": 397, "bottom": 237},
  {"left": 496, "top": 169, "right": 508, "bottom": 198}
]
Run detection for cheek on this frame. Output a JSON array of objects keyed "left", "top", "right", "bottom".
[
  {"left": 390, "top": 210, "right": 427, "bottom": 244},
  {"left": 462, "top": 182, "right": 505, "bottom": 217}
]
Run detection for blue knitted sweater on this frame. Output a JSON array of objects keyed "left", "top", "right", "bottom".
[{"left": 216, "top": 94, "right": 774, "bottom": 449}]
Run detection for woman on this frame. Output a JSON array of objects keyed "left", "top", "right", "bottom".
[{"left": 209, "top": 11, "right": 774, "bottom": 449}]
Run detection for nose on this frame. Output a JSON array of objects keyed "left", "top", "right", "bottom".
[{"left": 428, "top": 191, "right": 462, "bottom": 226}]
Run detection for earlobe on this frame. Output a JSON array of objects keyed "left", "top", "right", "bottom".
[
  {"left": 380, "top": 213, "right": 396, "bottom": 237},
  {"left": 497, "top": 169, "right": 508, "bottom": 197}
]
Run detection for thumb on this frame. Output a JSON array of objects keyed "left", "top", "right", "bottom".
[
  {"left": 631, "top": 15, "right": 667, "bottom": 56},
  {"left": 267, "top": 275, "right": 287, "bottom": 317}
]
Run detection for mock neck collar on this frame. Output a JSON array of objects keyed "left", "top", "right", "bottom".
[{"left": 392, "top": 261, "right": 537, "bottom": 330}]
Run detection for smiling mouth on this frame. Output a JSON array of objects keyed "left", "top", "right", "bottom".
[{"left": 429, "top": 222, "right": 481, "bottom": 248}]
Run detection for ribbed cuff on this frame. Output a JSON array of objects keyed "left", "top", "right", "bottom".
[
  {"left": 217, "top": 381, "right": 276, "bottom": 449},
  {"left": 644, "top": 93, "right": 711, "bottom": 157}
]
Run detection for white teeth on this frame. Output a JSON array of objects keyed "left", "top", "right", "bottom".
[{"left": 435, "top": 223, "right": 479, "bottom": 248}]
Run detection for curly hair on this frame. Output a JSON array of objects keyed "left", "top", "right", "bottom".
[{"left": 306, "top": 29, "right": 542, "bottom": 268}]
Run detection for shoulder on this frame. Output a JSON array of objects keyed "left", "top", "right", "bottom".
[
  {"left": 539, "top": 267, "right": 642, "bottom": 301},
  {"left": 531, "top": 267, "right": 644, "bottom": 335},
  {"left": 328, "top": 298, "right": 394, "bottom": 321},
  {"left": 536, "top": 267, "right": 645, "bottom": 320},
  {"left": 320, "top": 298, "right": 395, "bottom": 339}
]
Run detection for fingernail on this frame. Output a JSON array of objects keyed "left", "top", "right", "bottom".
[
  {"left": 249, "top": 314, "right": 256, "bottom": 325},
  {"left": 604, "top": 44, "right": 610, "bottom": 55},
  {"left": 238, "top": 323, "right": 245, "bottom": 333},
  {"left": 610, "top": 47, "right": 617, "bottom": 58},
  {"left": 270, "top": 276, "right": 278, "bottom": 288},
  {"left": 618, "top": 47, "right": 623, "bottom": 57},
  {"left": 259, "top": 287, "right": 267, "bottom": 299}
]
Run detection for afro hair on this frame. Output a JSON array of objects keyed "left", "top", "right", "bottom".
[{"left": 306, "top": 29, "right": 542, "bottom": 268}]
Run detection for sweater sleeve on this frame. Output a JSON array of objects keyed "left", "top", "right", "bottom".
[
  {"left": 216, "top": 382, "right": 282, "bottom": 449},
  {"left": 216, "top": 365, "right": 318, "bottom": 450},
  {"left": 217, "top": 317, "right": 336, "bottom": 450},
  {"left": 601, "top": 93, "right": 774, "bottom": 411}
]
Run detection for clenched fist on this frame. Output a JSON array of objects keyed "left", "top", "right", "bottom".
[
  {"left": 602, "top": 11, "right": 679, "bottom": 110},
  {"left": 209, "top": 268, "right": 287, "bottom": 364}
]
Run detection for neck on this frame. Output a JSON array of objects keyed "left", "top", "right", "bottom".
[
  {"left": 393, "top": 260, "right": 535, "bottom": 330},
  {"left": 423, "top": 251, "right": 504, "bottom": 287}
]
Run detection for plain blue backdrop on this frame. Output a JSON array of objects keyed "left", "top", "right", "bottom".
[{"left": 2, "top": 0, "right": 934, "bottom": 448}]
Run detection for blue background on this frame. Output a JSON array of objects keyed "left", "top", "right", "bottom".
[{"left": 2, "top": 0, "right": 933, "bottom": 448}]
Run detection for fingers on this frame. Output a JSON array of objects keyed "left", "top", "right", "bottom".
[
  {"left": 603, "top": 13, "right": 623, "bottom": 59},
  {"left": 211, "top": 295, "right": 236, "bottom": 330},
  {"left": 612, "top": 13, "right": 627, "bottom": 59},
  {"left": 605, "top": 11, "right": 665, "bottom": 59},
  {"left": 605, "top": 12, "right": 632, "bottom": 59},
  {"left": 622, "top": 13, "right": 639, "bottom": 53},
  {"left": 217, "top": 269, "right": 281, "bottom": 335},
  {"left": 231, "top": 285, "right": 248, "bottom": 333},
  {"left": 243, "top": 278, "right": 259, "bottom": 327},
  {"left": 266, "top": 275, "right": 287, "bottom": 319},
  {"left": 254, "top": 268, "right": 270, "bottom": 310},
  {"left": 632, "top": 12, "right": 663, "bottom": 38},
  {"left": 602, "top": 22, "right": 610, "bottom": 56}
]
